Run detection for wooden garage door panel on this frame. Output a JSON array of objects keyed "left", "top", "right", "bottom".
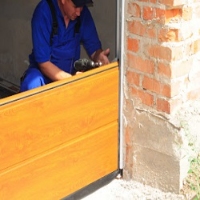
[
  {"left": 0, "top": 121, "right": 118, "bottom": 200},
  {"left": 0, "top": 63, "right": 119, "bottom": 171}
]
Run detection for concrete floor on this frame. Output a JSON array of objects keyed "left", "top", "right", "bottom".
[{"left": 62, "top": 170, "right": 185, "bottom": 200}]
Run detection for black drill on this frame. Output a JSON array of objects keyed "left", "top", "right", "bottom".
[{"left": 74, "top": 58, "right": 102, "bottom": 72}]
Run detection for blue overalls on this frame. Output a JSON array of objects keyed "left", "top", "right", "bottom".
[{"left": 20, "top": 0, "right": 101, "bottom": 92}]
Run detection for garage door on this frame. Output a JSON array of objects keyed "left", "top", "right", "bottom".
[{"left": 0, "top": 62, "right": 119, "bottom": 200}]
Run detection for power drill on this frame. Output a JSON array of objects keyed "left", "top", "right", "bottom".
[{"left": 74, "top": 58, "right": 102, "bottom": 72}]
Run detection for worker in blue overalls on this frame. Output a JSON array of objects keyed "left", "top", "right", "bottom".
[{"left": 20, "top": 0, "right": 110, "bottom": 92}]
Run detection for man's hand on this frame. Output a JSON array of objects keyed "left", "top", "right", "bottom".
[
  {"left": 75, "top": 71, "right": 83, "bottom": 75},
  {"left": 91, "top": 48, "right": 110, "bottom": 65}
]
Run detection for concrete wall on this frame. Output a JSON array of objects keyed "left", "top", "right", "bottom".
[
  {"left": 0, "top": 0, "right": 116, "bottom": 85},
  {"left": 123, "top": 100, "right": 200, "bottom": 193},
  {"left": 0, "top": 0, "right": 35, "bottom": 85},
  {"left": 84, "top": 2, "right": 116, "bottom": 61}
]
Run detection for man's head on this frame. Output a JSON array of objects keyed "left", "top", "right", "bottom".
[
  {"left": 71, "top": 0, "right": 93, "bottom": 7},
  {"left": 60, "top": 0, "right": 93, "bottom": 21}
]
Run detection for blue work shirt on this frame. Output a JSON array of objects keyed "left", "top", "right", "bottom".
[{"left": 29, "top": 0, "right": 102, "bottom": 74}]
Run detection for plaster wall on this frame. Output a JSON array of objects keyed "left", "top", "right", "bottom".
[
  {"left": 0, "top": 0, "right": 116, "bottom": 85},
  {"left": 123, "top": 100, "right": 200, "bottom": 193}
]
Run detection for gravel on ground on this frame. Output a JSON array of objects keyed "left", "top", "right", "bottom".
[{"left": 81, "top": 178, "right": 187, "bottom": 200}]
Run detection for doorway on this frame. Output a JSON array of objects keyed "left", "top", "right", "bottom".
[{"left": 0, "top": 0, "right": 117, "bottom": 86}]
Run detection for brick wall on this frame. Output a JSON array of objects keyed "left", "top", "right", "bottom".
[
  {"left": 126, "top": 0, "right": 200, "bottom": 114},
  {"left": 123, "top": 0, "right": 200, "bottom": 193}
]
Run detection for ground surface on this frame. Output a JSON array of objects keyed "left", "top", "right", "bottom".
[{"left": 81, "top": 178, "right": 187, "bottom": 200}]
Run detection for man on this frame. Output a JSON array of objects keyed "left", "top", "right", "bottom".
[{"left": 20, "top": 0, "right": 110, "bottom": 92}]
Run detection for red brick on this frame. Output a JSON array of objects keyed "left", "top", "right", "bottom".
[
  {"left": 125, "top": 143, "right": 133, "bottom": 170},
  {"left": 126, "top": 71, "right": 140, "bottom": 86},
  {"left": 124, "top": 125, "right": 134, "bottom": 172},
  {"left": 156, "top": 98, "right": 170, "bottom": 113},
  {"left": 155, "top": 8, "right": 166, "bottom": 23},
  {"left": 165, "top": 9, "right": 182, "bottom": 23},
  {"left": 158, "top": 28, "right": 180, "bottom": 42},
  {"left": 127, "top": 20, "right": 156, "bottom": 38},
  {"left": 158, "top": 62, "right": 172, "bottom": 78},
  {"left": 130, "top": 87, "right": 154, "bottom": 107},
  {"left": 143, "top": 6, "right": 154, "bottom": 20},
  {"left": 128, "top": 3, "right": 141, "bottom": 18},
  {"left": 127, "top": 37, "right": 140, "bottom": 53},
  {"left": 127, "top": 53, "right": 154, "bottom": 74},
  {"left": 161, "top": 84, "right": 171, "bottom": 97},
  {"left": 128, "top": 21, "right": 145, "bottom": 36},
  {"left": 157, "top": 97, "right": 183, "bottom": 114},
  {"left": 148, "top": 45, "right": 172, "bottom": 61},
  {"left": 142, "top": 76, "right": 171, "bottom": 97},
  {"left": 146, "top": 27, "right": 157, "bottom": 38},
  {"left": 147, "top": 45, "right": 183, "bottom": 61}
]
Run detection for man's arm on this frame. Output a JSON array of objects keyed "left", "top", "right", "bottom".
[{"left": 38, "top": 61, "right": 72, "bottom": 81}]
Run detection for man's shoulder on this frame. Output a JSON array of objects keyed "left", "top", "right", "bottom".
[
  {"left": 33, "top": 0, "right": 50, "bottom": 15},
  {"left": 82, "top": 6, "right": 90, "bottom": 14},
  {"left": 80, "top": 6, "right": 93, "bottom": 20},
  {"left": 32, "top": 0, "right": 52, "bottom": 21}
]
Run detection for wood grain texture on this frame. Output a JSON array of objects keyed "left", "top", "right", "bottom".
[
  {"left": 0, "top": 63, "right": 119, "bottom": 199},
  {"left": 0, "top": 64, "right": 118, "bottom": 171},
  {"left": 0, "top": 122, "right": 118, "bottom": 200}
]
